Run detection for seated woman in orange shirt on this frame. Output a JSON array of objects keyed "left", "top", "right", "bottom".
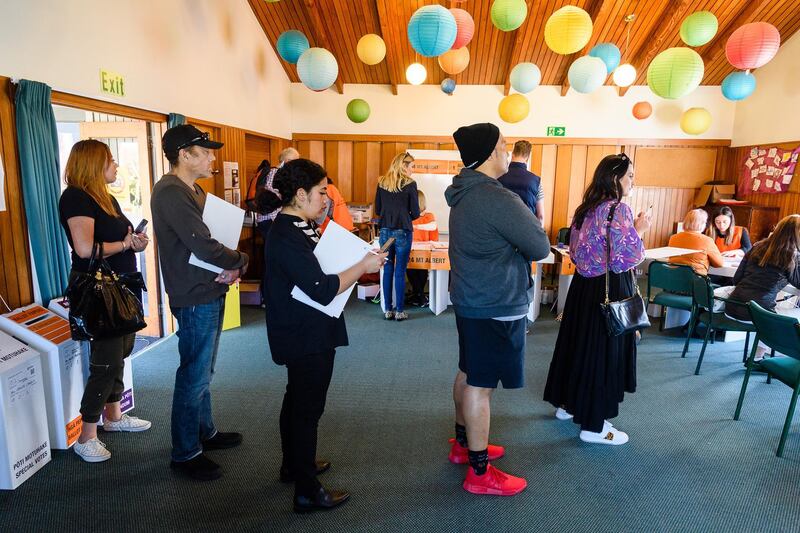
[
  {"left": 317, "top": 178, "right": 354, "bottom": 234},
  {"left": 667, "top": 209, "right": 724, "bottom": 276},
  {"left": 406, "top": 190, "right": 438, "bottom": 307},
  {"left": 708, "top": 206, "right": 752, "bottom": 260}
]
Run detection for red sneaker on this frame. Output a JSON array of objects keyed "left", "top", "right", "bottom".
[
  {"left": 463, "top": 464, "right": 527, "bottom": 496},
  {"left": 447, "top": 439, "right": 505, "bottom": 464}
]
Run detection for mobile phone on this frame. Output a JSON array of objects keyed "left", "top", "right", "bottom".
[
  {"left": 379, "top": 237, "right": 395, "bottom": 253},
  {"left": 134, "top": 219, "right": 148, "bottom": 233}
]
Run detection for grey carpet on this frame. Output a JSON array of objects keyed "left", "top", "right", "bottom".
[{"left": 1, "top": 297, "right": 799, "bottom": 533}]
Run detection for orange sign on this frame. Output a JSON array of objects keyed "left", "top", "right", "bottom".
[
  {"left": 11, "top": 306, "right": 72, "bottom": 345},
  {"left": 408, "top": 249, "right": 450, "bottom": 270},
  {"left": 66, "top": 416, "right": 82, "bottom": 446},
  {"left": 412, "top": 159, "right": 451, "bottom": 174}
]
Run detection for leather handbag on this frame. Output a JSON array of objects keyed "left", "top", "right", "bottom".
[
  {"left": 65, "top": 242, "right": 147, "bottom": 341},
  {"left": 599, "top": 202, "right": 651, "bottom": 337}
]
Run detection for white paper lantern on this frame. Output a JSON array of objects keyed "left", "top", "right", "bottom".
[
  {"left": 406, "top": 63, "right": 427, "bottom": 85},
  {"left": 568, "top": 56, "right": 607, "bottom": 94},
  {"left": 613, "top": 63, "right": 637, "bottom": 87}
]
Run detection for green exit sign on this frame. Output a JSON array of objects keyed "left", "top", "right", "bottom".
[
  {"left": 546, "top": 126, "right": 566, "bottom": 137},
  {"left": 100, "top": 69, "right": 125, "bottom": 97}
]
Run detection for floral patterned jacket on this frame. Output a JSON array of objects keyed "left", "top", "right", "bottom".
[{"left": 569, "top": 200, "right": 644, "bottom": 278}]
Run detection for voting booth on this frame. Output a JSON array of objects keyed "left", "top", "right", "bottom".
[
  {"left": 0, "top": 331, "right": 50, "bottom": 490},
  {"left": 0, "top": 305, "right": 84, "bottom": 449}
]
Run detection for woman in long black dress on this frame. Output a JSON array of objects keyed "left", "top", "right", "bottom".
[{"left": 543, "top": 153, "right": 651, "bottom": 445}]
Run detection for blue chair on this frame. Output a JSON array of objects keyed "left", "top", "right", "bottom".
[
  {"left": 646, "top": 262, "right": 695, "bottom": 334},
  {"left": 734, "top": 301, "right": 800, "bottom": 457}
]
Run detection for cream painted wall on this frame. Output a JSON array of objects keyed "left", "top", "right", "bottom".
[
  {"left": 0, "top": 0, "right": 292, "bottom": 138},
  {"left": 731, "top": 31, "right": 800, "bottom": 147},
  {"left": 291, "top": 83, "right": 736, "bottom": 139}
]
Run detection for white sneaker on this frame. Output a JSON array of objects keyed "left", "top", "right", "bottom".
[
  {"left": 555, "top": 408, "right": 573, "bottom": 420},
  {"left": 103, "top": 414, "right": 152, "bottom": 433},
  {"left": 579, "top": 421, "right": 629, "bottom": 446},
  {"left": 74, "top": 437, "right": 111, "bottom": 462}
]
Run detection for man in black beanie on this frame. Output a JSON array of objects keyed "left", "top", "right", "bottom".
[{"left": 444, "top": 123, "right": 550, "bottom": 495}]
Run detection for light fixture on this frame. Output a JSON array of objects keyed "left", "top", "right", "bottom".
[
  {"left": 613, "top": 14, "right": 637, "bottom": 88},
  {"left": 406, "top": 62, "right": 427, "bottom": 85}
]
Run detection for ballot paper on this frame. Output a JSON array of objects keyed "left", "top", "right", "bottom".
[
  {"left": 291, "top": 221, "right": 373, "bottom": 318},
  {"left": 188, "top": 193, "right": 245, "bottom": 274},
  {"left": 645, "top": 247, "right": 699, "bottom": 260}
]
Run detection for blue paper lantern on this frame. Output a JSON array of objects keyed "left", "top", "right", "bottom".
[
  {"left": 721, "top": 71, "right": 756, "bottom": 101},
  {"left": 509, "top": 63, "right": 541, "bottom": 94},
  {"left": 441, "top": 78, "right": 456, "bottom": 94},
  {"left": 589, "top": 43, "right": 621, "bottom": 74},
  {"left": 407, "top": 5, "right": 457, "bottom": 57},
  {"left": 276, "top": 30, "right": 309, "bottom": 64},
  {"left": 568, "top": 56, "right": 607, "bottom": 94},
  {"left": 297, "top": 48, "right": 339, "bottom": 91}
]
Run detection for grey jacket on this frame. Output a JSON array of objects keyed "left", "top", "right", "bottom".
[{"left": 445, "top": 167, "right": 551, "bottom": 318}]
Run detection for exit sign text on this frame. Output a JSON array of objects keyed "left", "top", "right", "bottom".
[{"left": 100, "top": 69, "right": 125, "bottom": 97}]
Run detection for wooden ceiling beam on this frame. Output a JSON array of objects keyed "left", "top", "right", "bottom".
[
  {"left": 502, "top": 0, "right": 536, "bottom": 96},
  {"left": 701, "top": 0, "right": 768, "bottom": 67},
  {"left": 300, "top": 0, "right": 344, "bottom": 94},
  {"left": 557, "top": 0, "right": 615, "bottom": 97},
  {"left": 375, "top": 0, "right": 399, "bottom": 95}
]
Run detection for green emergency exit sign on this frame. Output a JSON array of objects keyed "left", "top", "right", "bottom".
[
  {"left": 100, "top": 69, "right": 125, "bottom": 97},
  {"left": 546, "top": 126, "right": 566, "bottom": 137}
]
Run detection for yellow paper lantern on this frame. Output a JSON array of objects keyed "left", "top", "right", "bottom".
[
  {"left": 498, "top": 94, "right": 529, "bottom": 123},
  {"left": 680, "top": 107, "right": 712, "bottom": 135},
  {"left": 438, "top": 47, "right": 470, "bottom": 75},
  {"left": 545, "top": 6, "right": 593, "bottom": 55},
  {"left": 357, "top": 34, "right": 386, "bottom": 65}
]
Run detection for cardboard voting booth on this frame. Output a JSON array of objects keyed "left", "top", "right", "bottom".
[
  {"left": 0, "top": 305, "right": 84, "bottom": 449},
  {"left": 0, "top": 331, "right": 50, "bottom": 490}
]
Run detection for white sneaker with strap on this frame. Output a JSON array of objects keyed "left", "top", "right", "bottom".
[
  {"left": 74, "top": 437, "right": 111, "bottom": 462},
  {"left": 103, "top": 414, "right": 152, "bottom": 433},
  {"left": 579, "top": 421, "right": 628, "bottom": 445}
]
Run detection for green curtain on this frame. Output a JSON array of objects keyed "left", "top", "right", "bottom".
[
  {"left": 15, "top": 79, "right": 71, "bottom": 303},
  {"left": 167, "top": 113, "right": 186, "bottom": 128}
]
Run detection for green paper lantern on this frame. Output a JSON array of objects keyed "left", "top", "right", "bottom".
[
  {"left": 647, "top": 47, "right": 704, "bottom": 100},
  {"left": 491, "top": 0, "right": 528, "bottom": 32},
  {"left": 346, "top": 99, "right": 370, "bottom": 123},
  {"left": 680, "top": 11, "right": 718, "bottom": 47}
]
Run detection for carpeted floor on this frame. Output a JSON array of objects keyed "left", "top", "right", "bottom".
[{"left": 2, "top": 297, "right": 799, "bottom": 532}]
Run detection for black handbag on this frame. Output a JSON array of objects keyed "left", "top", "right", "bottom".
[
  {"left": 599, "top": 202, "right": 651, "bottom": 337},
  {"left": 65, "top": 242, "right": 147, "bottom": 341}
]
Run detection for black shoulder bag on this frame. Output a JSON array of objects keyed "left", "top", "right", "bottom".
[
  {"left": 599, "top": 202, "right": 650, "bottom": 337},
  {"left": 65, "top": 242, "right": 147, "bottom": 341}
]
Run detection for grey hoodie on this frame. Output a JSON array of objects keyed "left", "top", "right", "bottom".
[{"left": 445, "top": 167, "right": 550, "bottom": 319}]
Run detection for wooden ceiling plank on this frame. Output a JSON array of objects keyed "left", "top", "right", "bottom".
[
  {"left": 501, "top": 0, "right": 537, "bottom": 94},
  {"left": 558, "top": 0, "right": 615, "bottom": 96},
  {"left": 248, "top": 0, "right": 298, "bottom": 83},
  {"left": 375, "top": 0, "right": 399, "bottom": 94},
  {"left": 300, "top": 0, "right": 344, "bottom": 93}
]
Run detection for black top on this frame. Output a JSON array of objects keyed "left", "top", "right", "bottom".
[
  {"left": 375, "top": 181, "right": 420, "bottom": 231},
  {"left": 727, "top": 249, "right": 800, "bottom": 320},
  {"left": 59, "top": 186, "right": 136, "bottom": 274},
  {"left": 498, "top": 161, "right": 542, "bottom": 217},
  {"left": 263, "top": 213, "right": 348, "bottom": 365}
]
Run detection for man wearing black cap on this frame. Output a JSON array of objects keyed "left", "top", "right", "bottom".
[
  {"left": 151, "top": 124, "right": 249, "bottom": 481},
  {"left": 445, "top": 123, "right": 550, "bottom": 495}
]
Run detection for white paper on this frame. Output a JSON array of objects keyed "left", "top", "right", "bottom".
[
  {"left": 745, "top": 159, "right": 754, "bottom": 169},
  {"left": 750, "top": 148, "right": 758, "bottom": 158},
  {"left": 291, "top": 222, "right": 374, "bottom": 318},
  {"left": 774, "top": 180, "right": 782, "bottom": 191},
  {"left": 645, "top": 247, "right": 700, "bottom": 260},
  {"left": 222, "top": 161, "right": 238, "bottom": 189},
  {"left": 783, "top": 173, "right": 793, "bottom": 185},
  {"left": 753, "top": 178, "right": 761, "bottom": 191},
  {"left": 757, "top": 158, "right": 764, "bottom": 165},
  {"left": 751, "top": 169, "right": 758, "bottom": 178},
  {"left": 768, "top": 147, "right": 777, "bottom": 158},
  {"left": 188, "top": 193, "right": 245, "bottom": 274},
  {"left": 766, "top": 179, "right": 774, "bottom": 188}
]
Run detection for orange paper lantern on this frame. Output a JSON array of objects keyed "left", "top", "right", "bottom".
[
  {"left": 725, "top": 22, "right": 780, "bottom": 70},
  {"left": 438, "top": 47, "right": 470, "bottom": 75},
  {"left": 632, "top": 101, "right": 652, "bottom": 120},
  {"left": 450, "top": 8, "right": 475, "bottom": 49}
]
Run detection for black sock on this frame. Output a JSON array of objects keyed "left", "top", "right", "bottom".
[
  {"left": 455, "top": 423, "right": 468, "bottom": 448},
  {"left": 468, "top": 449, "right": 489, "bottom": 475}
]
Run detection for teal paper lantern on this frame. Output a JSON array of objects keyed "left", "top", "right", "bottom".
[
  {"left": 721, "top": 71, "right": 756, "bottom": 101},
  {"left": 276, "top": 30, "right": 309, "bottom": 64},
  {"left": 509, "top": 63, "right": 541, "bottom": 94},
  {"left": 441, "top": 78, "right": 456, "bottom": 95},
  {"left": 647, "top": 47, "right": 704, "bottom": 99},
  {"left": 680, "top": 11, "right": 718, "bottom": 47},
  {"left": 297, "top": 48, "right": 339, "bottom": 91},
  {"left": 491, "top": 0, "right": 528, "bottom": 31},
  {"left": 407, "top": 5, "right": 457, "bottom": 57},
  {"left": 568, "top": 56, "right": 607, "bottom": 94},
  {"left": 589, "top": 43, "right": 621, "bottom": 74},
  {"left": 346, "top": 99, "right": 370, "bottom": 123}
]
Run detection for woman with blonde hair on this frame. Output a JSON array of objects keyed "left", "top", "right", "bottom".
[
  {"left": 668, "top": 209, "right": 724, "bottom": 275},
  {"left": 58, "top": 139, "right": 151, "bottom": 463},
  {"left": 375, "top": 152, "right": 420, "bottom": 321}
]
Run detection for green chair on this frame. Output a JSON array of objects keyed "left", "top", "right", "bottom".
[
  {"left": 684, "top": 274, "right": 756, "bottom": 375},
  {"left": 734, "top": 301, "right": 800, "bottom": 457},
  {"left": 646, "top": 262, "right": 695, "bottom": 333}
]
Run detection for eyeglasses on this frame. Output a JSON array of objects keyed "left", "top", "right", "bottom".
[{"left": 176, "top": 132, "right": 209, "bottom": 151}]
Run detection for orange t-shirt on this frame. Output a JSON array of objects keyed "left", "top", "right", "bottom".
[
  {"left": 319, "top": 184, "right": 354, "bottom": 234},
  {"left": 412, "top": 212, "right": 439, "bottom": 242},
  {"left": 667, "top": 231, "right": 724, "bottom": 276},
  {"left": 714, "top": 226, "right": 744, "bottom": 253}
]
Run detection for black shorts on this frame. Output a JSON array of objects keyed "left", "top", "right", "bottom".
[{"left": 456, "top": 315, "right": 526, "bottom": 389}]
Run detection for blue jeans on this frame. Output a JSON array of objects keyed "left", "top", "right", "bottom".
[
  {"left": 170, "top": 297, "right": 225, "bottom": 462},
  {"left": 380, "top": 228, "right": 413, "bottom": 312}
]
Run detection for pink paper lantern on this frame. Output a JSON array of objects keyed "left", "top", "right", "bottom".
[
  {"left": 725, "top": 22, "right": 780, "bottom": 70},
  {"left": 450, "top": 8, "right": 475, "bottom": 49}
]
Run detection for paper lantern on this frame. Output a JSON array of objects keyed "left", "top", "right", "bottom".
[
  {"left": 613, "top": 64, "right": 637, "bottom": 87},
  {"left": 545, "top": 6, "right": 593, "bottom": 55},
  {"left": 726, "top": 22, "right": 780, "bottom": 70},
  {"left": 498, "top": 94, "right": 529, "bottom": 123},
  {"left": 408, "top": 5, "right": 457, "bottom": 57},
  {"left": 589, "top": 43, "right": 621, "bottom": 74},
  {"left": 406, "top": 63, "right": 427, "bottom": 85},
  {"left": 441, "top": 78, "right": 456, "bottom": 95},
  {"left": 357, "top": 34, "right": 386, "bottom": 65},
  {"left": 346, "top": 99, "right": 370, "bottom": 123},
  {"left": 647, "top": 47, "right": 704, "bottom": 99},
  {"left": 721, "top": 71, "right": 757, "bottom": 101},
  {"left": 680, "top": 11, "right": 718, "bottom": 47},
  {"left": 438, "top": 47, "right": 470, "bottom": 75},
  {"left": 450, "top": 8, "right": 475, "bottom": 49},
  {"left": 276, "top": 30, "right": 309, "bottom": 64},
  {"left": 681, "top": 108, "right": 712, "bottom": 135},
  {"left": 632, "top": 101, "right": 652, "bottom": 120},
  {"left": 297, "top": 48, "right": 339, "bottom": 91},
  {"left": 568, "top": 56, "right": 607, "bottom": 94},
  {"left": 491, "top": 0, "right": 528, "bottom": 31},
  {"left": 509, "top": 62, "right": 541, "bottom": 94}
]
